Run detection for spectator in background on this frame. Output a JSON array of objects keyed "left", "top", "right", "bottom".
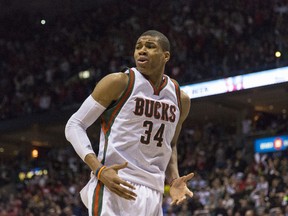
[
  {"left": 1, "top": 0, "right": 288, "bottom": 120},
  {"left": 0, "top": 0, "right": 288, "bottom": 215}
]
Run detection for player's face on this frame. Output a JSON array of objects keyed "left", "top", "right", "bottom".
[{"left": 134, "top": 35, "right": 170, "bottom": 76}]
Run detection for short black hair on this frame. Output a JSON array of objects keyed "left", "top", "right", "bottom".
[{"left": 140, "top": 30, "right": 170, "bottom": 52}]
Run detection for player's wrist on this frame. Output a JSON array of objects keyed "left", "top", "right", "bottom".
[
  {"left": 94, "top": 165, "right": 107, "bottom": 179},
  {"left": 169, "top": 178, "right": 177, "bottom": 187}
]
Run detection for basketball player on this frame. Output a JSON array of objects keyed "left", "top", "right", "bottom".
[{"left": 65, "top": 30, "right": 194, "bottom": 216}]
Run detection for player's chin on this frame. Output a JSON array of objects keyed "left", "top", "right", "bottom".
[{"left": 136, "top": 66, "right": 149, "bottom": 75}]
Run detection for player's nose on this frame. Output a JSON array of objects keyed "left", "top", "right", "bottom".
[{"left": 138, "top": 46, "right": 147, "bottom": 55}]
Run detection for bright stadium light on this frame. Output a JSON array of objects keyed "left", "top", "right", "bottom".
[
  {"left": 79, "top": 70, "right": 91, "bottom": 79},
  {"left": 275, "top": 51, "right": 281, "bottom": 58},
  {"left": 31, "top": 149, "right": 39, "bottom": 158}
]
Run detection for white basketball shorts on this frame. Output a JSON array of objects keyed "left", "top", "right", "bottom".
[{"left": 80, "top": 175, "right": 163, "bottom": 216}]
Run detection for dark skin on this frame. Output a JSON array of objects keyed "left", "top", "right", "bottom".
[{"left": 84, "top": 34, "right": 194, "bottom": 204}]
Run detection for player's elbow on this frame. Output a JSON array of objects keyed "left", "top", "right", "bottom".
[
  {"left": 65, "top": 118, "right": 73, "bottom": 142},
  {"left": 65, "top": 115, "right": 82, "bottom": 142}
]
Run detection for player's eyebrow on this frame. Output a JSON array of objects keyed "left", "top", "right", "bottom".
[
  {"left": 136, "top": 40, "right": 158, "bottom": 46},
  {"left": 137, "top": 37, "right": 158, "bottom": 43}
]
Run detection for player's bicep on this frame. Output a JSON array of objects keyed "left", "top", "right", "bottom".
[{"left": 91, "top": 73, "right": 129, "bottom": 107}]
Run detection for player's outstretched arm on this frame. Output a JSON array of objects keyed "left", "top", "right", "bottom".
[{"left": 165, "top": 89, "right": 194, "bottom": 205}]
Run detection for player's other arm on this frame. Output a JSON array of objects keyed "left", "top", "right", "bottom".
[
  {"left": 84, "top": 72, "right": 130, "bottom": 171},
  {"left": 65, "top": 72, "right": 128, "bottom": 169},
  {"left": 165, "top": 90, "right": 194, "bottom": 205},
  {"left": 165, "top": 90, "right": 190, "bottom": 183},
  {"left": 65, "top": 72, "right": 137, "bottom": 200}
]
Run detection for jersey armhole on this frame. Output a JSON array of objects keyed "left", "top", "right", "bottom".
[
  {"left": 171, "top": 79, "right": 182, "bottom": 114},
  {"left": 105, "top": 69, "right": 135, "bottom": 111}
]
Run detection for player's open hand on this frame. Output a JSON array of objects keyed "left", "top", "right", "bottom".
[
  {"left": 169, "top": 172, "right": 194, "bottom": 205},
  {"left": 98, "top": 162, "right": 137, "bottom": 201}
]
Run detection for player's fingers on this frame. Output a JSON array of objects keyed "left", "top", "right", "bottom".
[
  {"left": 118, "top": 179, "right": 136, "bottom": 190},
  {"left": 116, "top": 182, "right": 137, "bottom": 197},
  {"left": 112, "top": 184, "right": 137, "bottom": 200},
  {"left": 176, "top": 196, "right": 186, "bottom": 205},
  {"left": 170, "top": 199, "right": 177, "bottom": 205},
  {"left": 110, "top": 162, "right": 128, "bottom": 171},
  {"left": 183, "top": 173, "right": 194, "bottom": 182},
  {"left": 120, "top": 186, "right": 137, "bottom": 198},
  {"left": 186, "top": 190, "right": 194, "bottom": 198},
  {"left": 110, "top": 187, "right": 136, "bottom": 200},
  {"left": 110, "top": 186, "right": 132, "bottom": 199}
]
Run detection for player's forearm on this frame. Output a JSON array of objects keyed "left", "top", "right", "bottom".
[
  {"left": 65, "top": 95, "right": 106, "bottom": 161},
  {"left": 165, "top": 145, "right": 180, "bottom": 184},
  {"left": 84, "top": 153, "right": 103, "bottom": 173}
]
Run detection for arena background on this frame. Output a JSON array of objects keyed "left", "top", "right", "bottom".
[
  {"left": 0, "top": 80, "right": 287, "bottom": 159},
  {"left": 0, "top": 0, "right": 288, "bottom": 215}
]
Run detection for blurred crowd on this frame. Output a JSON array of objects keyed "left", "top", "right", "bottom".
[
  {"left": 1, "top": 0, "right": 288, "bottom": 215},
  {"left": 162, "top": 118, "right": 288, "bottom": 216},
  {"left": 0, "top": 147, "right": 89, "bottom": 216},
  {"left": 0, "top": 114, "right": 287, "bottom": 216},
  {"left": 1, "top": 0, "right": 288, "bottom": 120}
]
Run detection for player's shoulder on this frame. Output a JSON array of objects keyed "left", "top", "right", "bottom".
[
  {"left": 178, "top": 89, "right": 190, "bottom": 121},
  {"left": 170, "top": 78, "right": 190, "bottom": 117},
  {"left": 92, "top": 72, "right": 130, "bottom": 103},
  {"left": 104, "top": 71, "right": 129, "bottom": 81},
  {"left": 101, "top": 72, "right": 129, "bottom": 87},
  {"left": 180, "top": 89, "right": 190, "bottom": 102}
]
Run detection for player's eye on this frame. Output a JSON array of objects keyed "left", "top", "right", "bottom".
[
  {"left": 146, "top": 43, "right": 156, "bottom": 49},
  {"left": 135, "top": 43, "right": 143, "bottom": 50}
]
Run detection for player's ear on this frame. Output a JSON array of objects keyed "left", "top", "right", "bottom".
[{"left": 164, "top": 51, "right": 170, "bottom": 63}]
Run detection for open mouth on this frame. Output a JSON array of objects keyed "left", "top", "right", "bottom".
[
  {"left": 137, "top": 57, "right": 148, "bottom": 64},
  {"left": 138, "top": 59, "right": 148, "bottom": 63}
]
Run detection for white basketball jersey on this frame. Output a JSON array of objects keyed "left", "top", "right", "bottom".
[{"left": 97, "top": 67, "right": 181, "bottom": 193}]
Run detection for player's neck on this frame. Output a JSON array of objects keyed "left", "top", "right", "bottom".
[
  {"left": 143, "top": 73, "right": 165, "bottom": 89},
  {"left": 136, "top": 67, "right": 165, "bottom": 88},
  {"left": 152, "top": 76, "right": 165, "bottom": 89}
]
